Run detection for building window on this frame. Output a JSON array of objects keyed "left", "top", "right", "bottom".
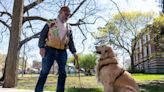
[
  {"left": 147, "top": 33, "right": 150, "bottom": 41},
  {"left": 144, "top": 46, "right": 147, "bottom": 57},
  {"left": 148, "top": 44, "right": 151, "bottom": 56}
]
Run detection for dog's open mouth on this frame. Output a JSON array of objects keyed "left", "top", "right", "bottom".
[{"left": 96, "top": 51, "right": 101, "bottom": 54}]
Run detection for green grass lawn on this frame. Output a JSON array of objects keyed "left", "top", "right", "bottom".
[
  {"left": 17, "top": 73, "right": 164, "bottom": 92},
  {"left": 132, "top": 73, "right": 164, "bottom": 82},
  {"left": 132, "top": 74, "right": 164, "bottom": 92}
]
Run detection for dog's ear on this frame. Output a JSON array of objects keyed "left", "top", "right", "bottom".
[
  {"left": 103, "top": 46, "right": 108, "bottom": 54},
  {"left": 106, "top": 44, "right": 111, "bottom": 47},
  {"left": 104, "top": 45, "right": 110, "bottom": 52},
  {"left": 106, "top": 45, "right": 113, "bottom": 52}
]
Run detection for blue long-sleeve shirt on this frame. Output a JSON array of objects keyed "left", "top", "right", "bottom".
[{"left": 38, "top": 24, "right": 76, "bottom": 54}]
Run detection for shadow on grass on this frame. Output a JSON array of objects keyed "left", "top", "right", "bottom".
[
  {"left": 66, "top": 80, "right": 164, "bottom": 92},
  {"left": 140, "top": 85, "right": 164, "bottom": 92},
  {"left": 66, "top": 88, "right": 103, "bottom": 92},
  {"left": 139, "top": 80, "right": 164, "bottom": 92}
]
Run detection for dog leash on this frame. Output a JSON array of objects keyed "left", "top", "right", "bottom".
[
  {"left": 74, "top": 58, "right": 82, "bottom": 88},
  {"left": 114, "top": 68, "right": 125, "bottom": 83}
]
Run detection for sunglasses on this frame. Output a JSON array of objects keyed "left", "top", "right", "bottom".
[{"left": 64, "top": 12, "right": 70, "bottom": 17}]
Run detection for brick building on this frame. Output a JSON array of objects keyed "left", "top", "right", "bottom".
[{"left": 133, "top": 25, "right": 164, "bottom": 73}]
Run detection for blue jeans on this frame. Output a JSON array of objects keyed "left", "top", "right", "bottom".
[{"left": 35, "top": 47, "right": 67, "bottom": 92}]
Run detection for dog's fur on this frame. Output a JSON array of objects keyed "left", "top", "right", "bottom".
[{"left": 95, "top": 45, "right": 140, "bottom": 92}]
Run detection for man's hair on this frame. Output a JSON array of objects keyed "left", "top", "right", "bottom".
[{"left": 59, "top": 6, "right": 70, "bottom": 13}]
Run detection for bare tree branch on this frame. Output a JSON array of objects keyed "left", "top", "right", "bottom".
[
  {"left": 23, "top": 16, "right": 47, "bottom": 23},
  {"left": 0, "top": 20, "right": 11, "bottom": 30},
  {"left": 24, "top": 1, "right": 38, "bottom": 13},
  {"left": 0, "top": 1, "right": 8, "bottom": 12},
  {"left": 23, "top": 16, "right": 100, "bottom": 27},
  {"left": 24, "top": 0, "right": 44, "bottom": 13},
  {"left": 78, "top": 25, "right": 87, "bottom": 53},
  {"left": 70, "top": 0, "right": 87, "bottom": 18},
  {"left": 64, "top": 0, "right": 67, "bottom": 6},
  {"left": 70, "top": 16, "right": 105, "bottom": 26},
  {"left": 26, "top": 11, "right": 35, "bottom": 34},
  {"left": 19, "top": 32, "right": 40, "bottom": 49},
  {"left": 0, "top": 12, "right": 12, "bottom": 18},
  {"left": 0, "top": 28, "right": 8, "bottom": 43},
  {"left": 110, "top": 0, "right": 137, "bottom": 37}
]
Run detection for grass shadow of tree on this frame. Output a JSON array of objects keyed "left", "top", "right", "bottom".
[
  {"left": 66, "top": 87, "right": 103, "bottom": 92},
  {"left": 139, "top": 80, "right": 164, "bottom": 92}
]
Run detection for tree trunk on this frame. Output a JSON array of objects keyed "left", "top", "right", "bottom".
[
  {"left": 3, "top": 0, "right": 24, "bottom": 88},
  {"left": 130, "top": 55, "right": 135, "bottom": 72},
  {"left": 21, "top": 44, "right": 26, "bottom": 77},
  {"left": 24, "top": 58, "right": 27, "bottom": 74}
]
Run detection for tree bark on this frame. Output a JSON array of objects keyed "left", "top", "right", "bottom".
[
  {"left": 130, "top": 54, "right": 135, "bottom": 72},
  {"left": 3, "top": 0, "right": 24, "bottom": 88}
]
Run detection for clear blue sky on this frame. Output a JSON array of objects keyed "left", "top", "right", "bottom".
[{"left": 0, "top": 0, "right": 161, "bottom": 65}]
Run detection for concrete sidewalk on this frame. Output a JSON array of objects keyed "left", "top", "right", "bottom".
[
  {"left": 0, "top": 88, "right": 53, "bottom": 92},
  {"left": 0, "top": 88, "right": 34, "bottom": 92}
]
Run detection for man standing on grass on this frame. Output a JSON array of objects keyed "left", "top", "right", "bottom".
[{"left": 35, "top": 6, "right": 78, "bottom": 92}]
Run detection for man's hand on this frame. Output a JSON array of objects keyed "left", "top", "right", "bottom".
[
  {"left": 40, "top": 48, "right": 45, "bottom": 58},
  {"left": 73, "top": 54, "right": 78, "bottom": 61}
]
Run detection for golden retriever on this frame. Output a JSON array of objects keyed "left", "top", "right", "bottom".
[{"left": 95, "top": 45, "right": 140, "bottom": 92}]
